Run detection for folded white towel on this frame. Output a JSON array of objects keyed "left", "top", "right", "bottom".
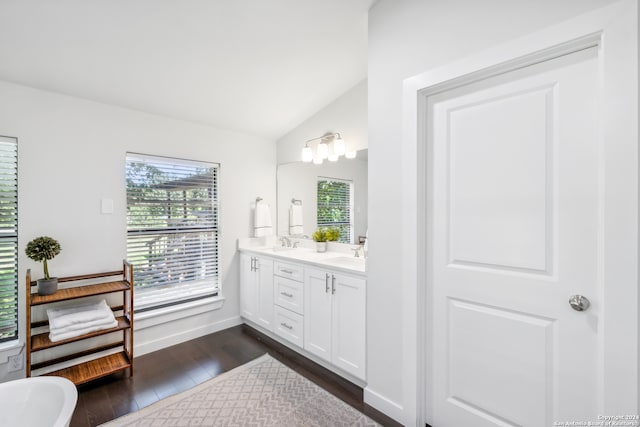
[
  {"left": 47, "top": 299, "right": 114, "bottom": 330},
  {"left": 289, "top": 204, "right": 304, "bottom": 236},
  {"left": 49, "top": 319, "right": 119, "bottom": 342},
  {"left": 53, "top": 315, "right": 118, "bottom": 334},
  {"left": 254, "top": 201, "right": 273, "bottom": 237}
]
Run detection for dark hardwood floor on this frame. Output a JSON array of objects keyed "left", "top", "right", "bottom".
[{"left": 70, "top": 324, "right": 402, "bottom": 427}]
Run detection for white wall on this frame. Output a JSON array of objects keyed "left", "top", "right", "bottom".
[
  {"left": 0, "top": 80, "right": 276, "bottom": 382},
  {"left": 277, "top": 79, "right": 367, "bottom": 164},
  {"left": 367, "top": 0, "right": 622, "bottom": 424}
]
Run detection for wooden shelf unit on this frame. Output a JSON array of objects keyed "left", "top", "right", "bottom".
[{"left": 26, "top": 261, "right": 134, "bottom": 385}]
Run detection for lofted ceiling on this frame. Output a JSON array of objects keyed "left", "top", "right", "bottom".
[{"left": 0, "top": 0, "right": 372, "bottom": 139}]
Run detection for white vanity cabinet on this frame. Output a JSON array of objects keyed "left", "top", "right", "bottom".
[
  {"left": 304, "top": 267, "right": 366, "bottom": 380},
  {"left": 238, "top": 243, "right": 367, "bottom": 383},
  {"left": 240, "top": 253, "right": 274, "bottom": 331}
]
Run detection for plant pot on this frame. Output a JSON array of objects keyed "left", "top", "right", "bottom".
[
  {"left": 37, "top": 278, "right": 58, "bottom": 296},
  {"left": 316, "top": 242, "right": 327, "bottom": 253}
]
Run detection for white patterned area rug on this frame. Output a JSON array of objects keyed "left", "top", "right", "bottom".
[{"left": 100, "top": 353, "right": 381, "bottom": 426}]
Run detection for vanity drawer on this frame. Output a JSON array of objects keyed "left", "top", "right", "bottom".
[
  {"left": 274, "top": 276, "right": 304, "bottom": 315},
  {"left": 274, "top": 261, "right": 304, "bottom": 282},
  {"left": 273, "top": 305, "right": 304, "bottom": 348}
]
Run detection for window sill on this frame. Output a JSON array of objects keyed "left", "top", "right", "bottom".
[
  {"left": 135, "top": 295, "right": 226, "bottom": 331},
  {"left": 0, "top": 340, "right": 23, "bottom": 364}
]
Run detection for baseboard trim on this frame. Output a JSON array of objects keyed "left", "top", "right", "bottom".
[
  {"left": 364, "top": 387, "right": 405, "bottom": 425},
  {"left": 135, "top": 316, "right": 243, "bottom": 356}
]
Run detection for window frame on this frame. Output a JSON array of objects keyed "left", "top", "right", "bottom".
[
  {"left": 0, "top": 136, "right": 18, "bottom": 343},
  {"left": 316, "top": 176, "right": 354, "bottom": 244},
  {"left": 125, "top": 152, "right": 221, "bottom": 312}
]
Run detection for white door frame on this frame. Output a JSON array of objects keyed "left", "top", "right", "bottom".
[{"left": 401, "top": 1, "right": 638, "bottom": 425}]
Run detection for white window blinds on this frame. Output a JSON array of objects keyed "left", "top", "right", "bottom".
[
  {"left": 126, "top": 153, "right": 219, "bottom": 310},
  {"left": 317, "top": 177, "right": 353, "bottom": 244},
  {"left": 0, "top": 137, "right": 18, "bottom": 342}
]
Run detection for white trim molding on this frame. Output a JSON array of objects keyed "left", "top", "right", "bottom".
[
  {"left": 134, "top": 296, "right": 236, "bottom": 356},
  {"left": 135, "top": 315, "right": 242, "bottom": 357},
  {"left": 363, "top": 387, "right": 404, "bottom": 424}
]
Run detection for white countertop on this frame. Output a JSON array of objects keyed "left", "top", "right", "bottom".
[{"left": 238, "top": 237, "right": 366, "bottom": 276}]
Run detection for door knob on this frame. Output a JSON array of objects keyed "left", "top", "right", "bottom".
[{"left": 569, "top": 295, "right": 590, "bottom": 312}]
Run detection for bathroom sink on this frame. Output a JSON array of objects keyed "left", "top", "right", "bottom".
[
  {"left": 245, "top": 247, "right": 366, "bottom": 271},
  {"left": 324, "top": 256, "right": 366, "bottom": 269},
  {"left": 271, "top": 246, "right": 298, "bottom": 252},
  {"left": 253, "top": 246, "right": 316, "bottom": 259}
]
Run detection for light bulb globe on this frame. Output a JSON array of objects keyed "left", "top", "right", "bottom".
[
  {"left": 317, "top": 142, "right": 329, "bottom": 159},
  {"left": 334, "top": 137, "right": 346, "bottom": 155},
  {"left": 302, "top": 146, "right": 313, "bottom": 162}
]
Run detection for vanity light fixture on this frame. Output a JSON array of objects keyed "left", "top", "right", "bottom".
[{"left": 301, "top": 132, "right": 357, "bottom": 164}]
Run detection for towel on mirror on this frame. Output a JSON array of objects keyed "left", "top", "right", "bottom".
[
  {"left": 289, "top": 204, "right": 304, "bottom": 235},
  {"left": 254, "top": 201, "right": 273, "bottom": 237}
]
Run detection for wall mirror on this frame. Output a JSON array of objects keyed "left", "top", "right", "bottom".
[{"left": 276, "top": 149, "right": 368, "bottom": 244}]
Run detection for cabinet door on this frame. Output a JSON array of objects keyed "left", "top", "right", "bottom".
[
  {"left": 304, "top": 267, "right": 332, "bottom": 362},
  {"left": 240, "top": 254, "right": 258, "bottom": 322},
  {"left": 255, "top": 257, "right": 274, "bottom": 331},
  {"left": 332, "top": 274, "right": 366, "bottom": 380}
]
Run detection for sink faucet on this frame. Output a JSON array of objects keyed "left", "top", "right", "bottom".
[
  {"left": 280, "top": 236, "right": 292, "bottom": 247},
  {"left": 351, "top": 245, "right": 364, "bottom": 258}
]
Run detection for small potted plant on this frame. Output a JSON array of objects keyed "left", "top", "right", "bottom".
[
  {"left": 25, "top": 236, "right": 62, "bottom": 295},
  {"left": 325, "top": 227, "right": 340, "bottom": 242},
  {"left": 312, "top": 227, "right": 340, "bottom": 252}
]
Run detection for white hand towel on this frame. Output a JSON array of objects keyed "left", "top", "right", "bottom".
[
  {"left": 289, "top": 204, "right": 304, "bottom": 235},
  {"left": 254, "top": 201, "right": 273, "bottom": 237},
  {"left": 47, "top": 299, "right": 114, "bottom": 330}
]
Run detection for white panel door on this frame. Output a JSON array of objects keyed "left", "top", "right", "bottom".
[
  {"left": 331, "top": 273, "right": 366, "bottom": 380},
  {"left": 430, "top": 47, "right": 601, "bottom": 426}
]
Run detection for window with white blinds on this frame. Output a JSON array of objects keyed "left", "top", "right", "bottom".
[
  {"left": 0, "top": 137, "right": 18, "bottom": 342},
  {"left": 126, "top": 153, "right": 219, "bottom": 311},
  {"left": 317, "top": 177, "right": 353, "bottom": 244}
]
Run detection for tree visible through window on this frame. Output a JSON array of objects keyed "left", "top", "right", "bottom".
[
  {"left": 126, "top": 153, "right": 219, "bottom": 311},
  {"left": 0, "top": 136, "right": 18, "bottom": 342},
  {"left": 317, "top": 177, "right": 353, "bottom": 244}
]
